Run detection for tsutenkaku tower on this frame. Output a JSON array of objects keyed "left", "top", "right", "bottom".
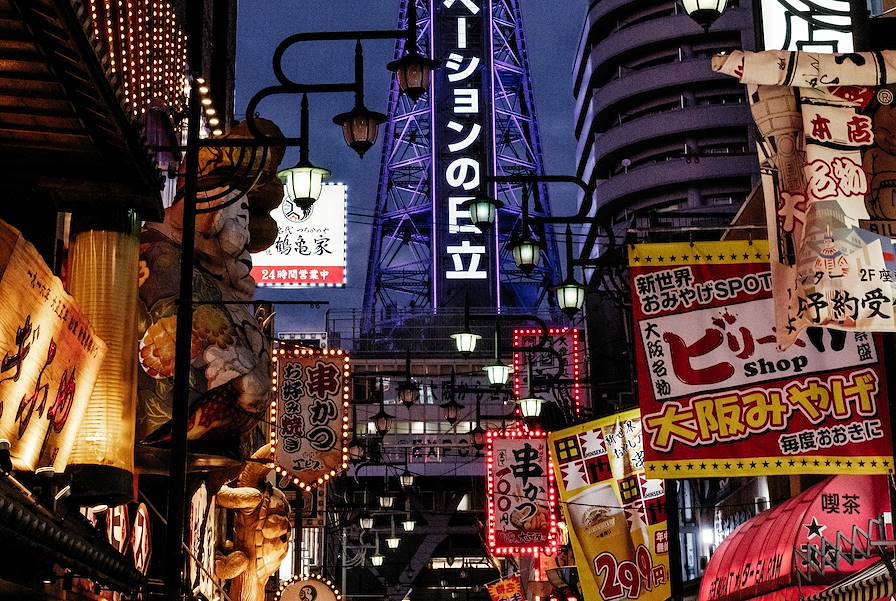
[{"left": 363, "top": 0, "right": 559, "bottom": 324}]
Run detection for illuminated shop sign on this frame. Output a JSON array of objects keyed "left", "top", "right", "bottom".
[{"left": 434, "top": 0, "right": 495, "bottom": 307}]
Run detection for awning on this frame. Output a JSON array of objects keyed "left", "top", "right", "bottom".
[
  {"left": 806, "top": 562, "right": 895, "bottom": 601},
  {"left": 698, "top": 476, "right": 890, "bottom": 601}
]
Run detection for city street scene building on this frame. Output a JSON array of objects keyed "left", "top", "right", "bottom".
[{"left": 1, "top": 1, "right": 896, "bottom": 601}]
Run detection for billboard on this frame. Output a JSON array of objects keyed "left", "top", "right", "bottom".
[
  {"left": 759, "top": 0, "right": 854, "bottom": 53},
  {"left": 714, "top": 50, "right": 896, "bottom": 346},
  {"left": 433, "top": 0, "right": 495, "bottom": 307},
  {"left": 486, "top": 428, "right": 558, "bottom": 556},
  {"left": 629, "top": 241, "right": 892, "bottom": 477},
  {"left": 271, "top": 344, "right": 351, "bottom": 491},
  {"left": 549, "top": 411, "right": 670, "bottom": 601},
  {"left": 251, "top": 183, "right": 346, "bottom": 287}
]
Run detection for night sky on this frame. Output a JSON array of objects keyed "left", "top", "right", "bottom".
[{"left": 235, "top": 1, "right": 584, "bottom": 330}]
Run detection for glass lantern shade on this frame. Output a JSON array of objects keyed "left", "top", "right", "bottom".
[
  {"left": 518, "top": 396, "right": 545, "bottom": 418},
  {"left": 372, "top": 407, "right": 394, "bottom": 437},
  {"left": 451, "top": 331, "right": 481, "bottom": 354},
  {"left": 440, "top": 398, "right": 463, "bottom": 424},
  {"left": 348, "top": 437, "right": 366, "bottom": 463},
  {"left": 370, "top": 552, "right": 384, "bottom": 567},
  {"left": 402, "top": 518, "right": 416, "bottom": 532},
  {"left": 483, "top": 361, "right": 512, "bottom": 387},
  {"left": 359, "top": 513, "right": 374, "bottom": 530},
  {"left": 379, "top": 494, "right": 396, "bottom": 509},
  {"left": 333, "top": 105, "right": 387, "bottom": 158},
  {"left": 277, "top": 162, "right": 330, "bottom": 210},
  {"left": 461, "top": 197, "right": 503, "bottom": 232},
  {"left": 400, "top": 470, "right": 415, "bottom": 488},
  {"left": 387, "top": 52, "right": 437, "bottom": 102},
  {"left": 386, "top": 536, "right": 400, "bottom": 549},
  {"left": 509, "top": 234, "right": 542, "bottom": 275},
  {"left": 471, "top": 425, "right": 486, "bottom": 450},
  {"left": 556, "top": 279, "right": 586, "bottom": 318},
  {"left": 396, "top": 381, "right": 420, "bottom": 408},
  {"left": 680, "top": 0, "right": 728, "bottom": 29}
]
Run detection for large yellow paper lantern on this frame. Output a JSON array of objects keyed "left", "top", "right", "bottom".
[{"left": 67, "top": 209, "right": 140, "bottom": 505}]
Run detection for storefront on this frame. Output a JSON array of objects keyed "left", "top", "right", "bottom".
[{"left": 698, "top": 476, "right": 891, "bottom": 601}]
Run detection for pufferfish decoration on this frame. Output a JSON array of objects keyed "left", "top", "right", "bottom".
[{"left": 136, "top": 118, "right": 286, "bottom": 447}]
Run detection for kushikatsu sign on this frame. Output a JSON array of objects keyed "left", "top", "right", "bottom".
[
  {"left": 486, "top": 428, "right": 557, "bottom": 556},
  {"left": 629, "top": 241, "right": 892, "bottom": 478},
  {"left": 433, "top": 0, "right": 495, "bottom": 307},
  {"left": 270, "top": 344, "right": 351, "bottom": 491}
]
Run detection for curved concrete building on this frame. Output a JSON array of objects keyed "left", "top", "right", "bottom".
[{"left": 574, "top": 0, "right": 759, "bottom": 235}]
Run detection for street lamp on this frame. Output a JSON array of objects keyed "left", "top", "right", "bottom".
[
  {"left": 359, "top": 512, "right": 374, "bottom": 530},
  {"left": 396, "top": 350, "right": 420, "bottom": 408},
  {"left": 555, "top": 226, "right": 585, "bottom": 317},
  {"left": 483, "top": 323, "right": 511, "bottom": 387},
  {"left": 370, "top": 537, "right": 384, "bottom": 567},
  {"left": 402, "top": 515, "right": 416, "bottom": 532},
  {"left": 379, "top": 493, "right": 396, "bottom": 509},
  {"left": 440, "top": 397, "right": 463, "bottom": 424},
  {"left": 400, "top": 468, "right": 415, "bottom": 488},
  {"left": 386, "top": 0, "right": 438, "bottom": 101},
  {"left": 372, "top": 395, "right": 394, "bottom": 437},
  {"left": 451, "top": 296, "right": 481, "bottom": 353},
  {"left": 461, "top": 196, "right": 503, "bottom": 232},
  {"left": 333, "top": 42, "right": 387, "bottom": 158},
  {"left": 386, "top": 517, "right": 400, "bottom": 549},
  {"left": 509, "top": 231, "right": 542, "bottom": 274},
  {"left": 518, "top": 395, "right": 545, "bottom": 418},
  {"left": 348, "top": 403, "right": 366, "bottom": 462},
  {"left": 276, "top": 95, "right": 330, "bottom": 210},
  {"left": 470, "top": 424, "right": 486, "bottom": 451},
  {"left": 680, "top": 0, "right": 729, "bottom": 30}
]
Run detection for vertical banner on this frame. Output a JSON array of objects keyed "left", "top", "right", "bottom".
[
  {"left": 251, "top": 184, "right": 347, "bottom": 287},
  {"left": 433, "top": 0, "right": 494, "bottom": 307},
  {"left": 189, "top": 482, "right": 217, "bottom": 600},
  {"left": 0, "top": 221, "right": 106, "bottom": 472},
  {"left": 549, "top": 410, "right": 670, "bottom": 601},
  {"left": 271, "top": 344, "right": 351, "bottom": 491},
  {"left": 487, "top": 575, "right": 524, "bottom": 601},
  {"left": 486, "top": 428, "right": 558, "bottom": 555},
  {"left": 629, "top": 241, "right": 892, "bottom": 477},
  {"left": 513, "top": 328, "right": 585, "bottom": 416},
  {"left": 713, "top": 50, "right": 896, "bottom": 346}
]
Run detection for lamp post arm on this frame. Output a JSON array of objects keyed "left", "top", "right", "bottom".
[
  {"left": 485, "top": 174, "right": 596, "bottom": 224},
  {"left": 467, "top": 312, "right": 551, "bottom": 351},
  {"left": 271, "top": 29, "right": 408, "bottom": 87}
]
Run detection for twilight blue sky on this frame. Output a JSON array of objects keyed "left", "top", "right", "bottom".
[{"left": 235, "top": 1, "right": 584, "bottom": 328}]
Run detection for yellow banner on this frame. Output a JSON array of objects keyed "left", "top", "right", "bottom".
[{"left": 549, "top": 410, "right": 670, "bottom": 601}]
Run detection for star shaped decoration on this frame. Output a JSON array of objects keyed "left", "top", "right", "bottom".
[
  {"left": 661, "top": 464, "right": 669, "bottom": 471},
  {"left": 645, "top": 256, "right": 653, "bottom": 263},
  {"left": 859, "top": 460, "right": 865, "bottom": 467},
  {"left": 718, "top": 254, "right": 725, "bottom": 260},
  {"left": 742, "top": 253, "right": 749, "bottom": 259},
  {"left": 730, "top": 254, "right": 738, "bottom": 260},
  {"left": 871, "top": 460, "right": 878, "bottom": 467},
  {"left": 634, "top": 257, "right": 641, "bottom": 263},
  {"left": 712, "top": 463, "right": 719, "bottom": 470},
  {"left": 813, "top": 460, "right": 820, "bottom": 467},
  {"left": 800, "top": 459, "right": 808, "bottom": 466},
  {"left": 762, "top": 461, "right": 770, "bottom": 468},
  {"left": 687, "top": 463, "right": 694, "bottom": 471},
  {"left": 788, "top": 460, "right": 796, "bottom": 466},
  {"left": 805, "top": 517, "right": 826, "bottom": 540},
  {"left": 674, "top": 464, "right": 681, "bottom": 471},
  {"left": 705, "top": 255, "right": 713, "bottom": 261},
  {"left": 775, "top": 460, "right": 782, "bottom": 467},
  {"left": 749, "top": 462, "right": 757, "bottom": 469},
  {"left": 657, "top": 256, "right": 665, "bottom": 262},
  {"left": 682, "top": 254, "right": 690, "bottom": 261},
  {"left": 699, "top": 463, "right": 706, "bottom": 470},
  {"left": 884, "top": 460, "right": 890, "bottom": 467},
  {"left": 724, "top": 462, "right": 731, "bottom": 469},
  {"left": 736, "top": 462, "right": 743, "bottom": 469},
  {"left": 825, "top": 460, "right": 831, "bottom": 466},
  {"left": 755, "top": 252, "right": 763, "bottom": 259}
]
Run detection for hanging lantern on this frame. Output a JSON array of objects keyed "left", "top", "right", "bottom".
[
  {"left": 386, "top": 536, "right": 400, "bottom": 550},
  {"left": 67, "top": 208, "right": 140, "bottom": 505},
  {"left": 396, "top": 380, "right": 420, "bottom": 408},
  {"left": 333, "top": 104, "right": 387, "bottom": 158},
  {"left": 483, "top": 360, "right": 512, "bottom": 387},
  {"left": 555, "top": 278, "right": 586, "bottom": 318},
  {"left": 372, "top": 405, "right": 394, "bottom": 437},
  {"left": 471, "top": 425, "right": 486, "bottom": 450},
  {"left": 348, "top": 437, "right": 366, "bottom": 463},
  {"left": 680, "top": 0, "right": 729, "bottom": 30},
  {"left": 400, "top": 469, "right": 414, "bottom": 488},
  {"left": 379, "top": 493, "right": 396, "bottom": 509},
  {"left": 277, "top": 162, "right": 330, "bottom": 210},
  {"left": 451, "top": 330, "right": 481, "bottom": 354},
  {"left": 440, "top": 398, "right": 464, "bottom": 424},
  {"left": 359, "top": 512, "right": 374, "bottom": 530},
  {"left": 518, "top": 396, "right": 545, "bottom": 418},
  {"left": 387, "top": 51, "right": 438, "bottom": 102},
  {"left": 402, "top": 517, "right": 416, "bottom": 532},
  {"left": 509, "top": 231, "right": 542, "bottom": 275},
  {"left": 461, "top": 196, "right": 503, "bottom": 232},
  {"left": 370, "top": 550, "right": 384, "bottom": 567}
]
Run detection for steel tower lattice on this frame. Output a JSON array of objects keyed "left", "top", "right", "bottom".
[{"left": 362, "top": 0, "right": 559, "bottom": 329}]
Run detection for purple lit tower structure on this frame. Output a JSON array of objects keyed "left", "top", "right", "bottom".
[{"left": 362, "top": 0, "right": 559, "bottom": 326}]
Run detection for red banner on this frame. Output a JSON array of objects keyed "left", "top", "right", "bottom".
[
  {"left": 486, "top": 428, "right": 558, "bottom": 555},
  {"left": 629, "top": 241, "right": 892, "bottom": 477}
]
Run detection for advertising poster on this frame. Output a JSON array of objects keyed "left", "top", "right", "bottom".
[
  {"left": 629, "top": 241, "right": 892, "bottom": 477},
  {"left": 0, "top": 221, "right": 106, "bottom": 472},
  {"left": 271, "top": 344, "right": 351, "bottom": 490},
  {"left": 549, "top": 410, "right": 670, "bottom": 601},
  {"left": 487, "top": 575, "right": 524, "bottom": 601},
  {"left": 713, "top": 50, "right": 896, "bottom": 347},
  {"left": 251, "top": 183, "right": 347, "bottom": 287},
  {"left": 486, "top": 428, "right": 558, "bottom": 555}
]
